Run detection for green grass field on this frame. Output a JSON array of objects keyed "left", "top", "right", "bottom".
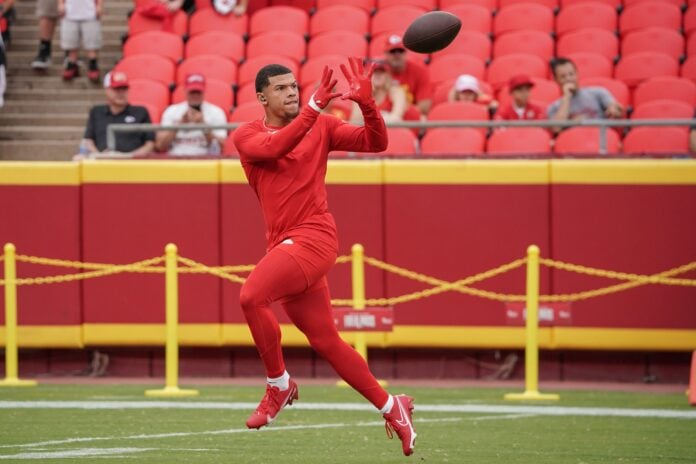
[{"left": 1, "top": 384, "right": 695, "bottom": 463}]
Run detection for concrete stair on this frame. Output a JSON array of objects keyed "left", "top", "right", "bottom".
[{"left": 1, "top": 0, "right": 133, "bottom": 160}]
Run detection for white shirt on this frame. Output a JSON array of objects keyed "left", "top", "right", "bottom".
[
  {"left": 65, "top": 0, "right": 97, "bottom": 21},
  {"left": 160, "top": 101, "right": 228, "bottom": 156}
]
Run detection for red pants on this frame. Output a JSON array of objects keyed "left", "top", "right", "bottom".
[{"left": 239, "top": 238, "right": 388, "bottom": 409}]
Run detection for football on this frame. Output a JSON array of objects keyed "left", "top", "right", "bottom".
[{"left": 402, "top": 11, "right": 462, "bottom": 54}]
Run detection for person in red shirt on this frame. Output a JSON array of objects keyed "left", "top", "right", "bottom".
[
  {"left": 232, "top": 58, "right": 417, "bottom": 457},
  {"left": 383, "top": 34, "right": 432, "bottom": 115},
  {"left": 494, "top": 74, "right": 545, "bottom": 121}
]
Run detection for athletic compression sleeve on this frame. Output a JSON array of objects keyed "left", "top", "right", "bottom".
[{"left": 330, "top": 102, "right": 388, "bottom": 153}]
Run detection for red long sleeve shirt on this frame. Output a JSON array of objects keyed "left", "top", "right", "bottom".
[{"left": 233, "top": 103, "right": 388, "bottom": 250}]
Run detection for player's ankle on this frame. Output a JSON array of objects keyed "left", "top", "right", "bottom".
[
  {"left": 380, "top": 394, "right": 395, "bottom": 414},
  {"left": 267, "top": 370, "right": 290, "bottom": 391}
]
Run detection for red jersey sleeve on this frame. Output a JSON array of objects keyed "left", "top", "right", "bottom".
[{"left": 328, "top": 102, "right": 388, "bottom": 153}]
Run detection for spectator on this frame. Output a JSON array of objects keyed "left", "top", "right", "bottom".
[
  {"left": 156, "top": 73, "right": 228, "bottom": 156},
  {"left": 59, "top": 0, "right": 103, "bottom": 82},
  {"left": 447, "top": 74, "right": 498, "bottom": 113},
  {"left": 383, "top": 34, "right": 432, "bottom": 115},
  {"left": 212, "top": 0, "right": 247, "bottom": 16},
  {"left": 78, "top": 71, "right": 155, "bottom": 158},
  {"left": 350, "top": 60, "right": 409, "bottom": 124},
  {"left": 31, "top": 0, "right": 58, "bottom": 70},
  {"left": 495, "top": 75, "right": 545, "bottom": 121},
  {"left": 134, "top": 0, "right": 183, "bottom": 32},
  {"left": 547, "top": 57, "right": 623, "bottom": 133},
  {"left": 0, "top": 33, "right": 6, "bottom": 108},
  {"left": 1, "top": 0, "right": 15, "bottom": 45}
]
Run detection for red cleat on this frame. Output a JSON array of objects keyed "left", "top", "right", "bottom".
[
  {"left": 383, "top": 395, "right": 417, "bottom": 456},
  {"left": 246, "top": 379, "right": 299, "bottom": 429}
]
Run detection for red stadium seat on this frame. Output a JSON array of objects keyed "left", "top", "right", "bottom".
[
  {"left": 307, "top": 31, "right": 368, "bottom": 60},
  {"left": 236, "top": 82, "right": 258, "bottom": 106},
  {"left": 193, "top": 0, "right": 212, "bottom": 10},
  {"left": 493, "top": 30, "right": 554, "bottom": 62},
  {"left": 300, "top": 55, "right": 350, "bottom": 89},
  {"left": 560, "top": 0, "right": 620, "bottom": 7},
  {"left": 138, "top": 102, "right": 163, "bottom": 124},
  {"left": 127, "top": 78, "right": 171, "bottom": 117},
  {"left": 493, "top": 3, "right": 554, "bottom": 37},
  {"left": 486, "top": 53, "right": 548, "bottom": 90},
  {"left": 441, "top": 4, "right": 493, "bottom": 35},
  {"left": 249, "top": 6, "right": 309, "bottom": 37},
  {"left": 354, "top": 128, "right": 418, "bottom": 156},
  {"left": 309, "top": 5, "right": 369, "bottom": 37},
  {"left": 555, "top": 2, "right": 616, "bottom": 36},
  {"left": 632, "top": 99, "right": 694, "bottom": 122},
  {"left": 128, "top": 10, "right": 188, "bottom": 37},
  {"left": 615, "top": 52, "right": 679, "bottom": 88},
  {"left": 685, "top": 7, "right": 696, "bottom": 39},
  {"left": 496, "top": 77, "right": 560, "bottom": 107},
  {"left": 554, "top": 127, "right": 621, "bottom": 155},
  {"left": 429, "top": 101, "right": 490, "bottom": 137},
  {"left": 177, "top": 55, "right": 237, "bottom": 85},
  {"left": 565, "top": 52, "right": 613, "bottom": 79},
  {"left": 172, "top": 78, "right": 234, "bottom": 113},
  {"left": 229, "top": 101, "right": 266, "bottom": 122},
  {"left": 681, "top": 55, "right": 696, "bottom": 82},
  {"left": 247, "top": 31, "right": 306, "bottom": 63},
  {"left": 622, "top": 28, "right": 684, "bottom": 62},
  {"left": 430, "top": 30, "right": 491, "bottom": 62},
  {"left": 429, "top": 54, "right": 486, "bottom": 84},
  {"left": 623, "top": 0, "right": 685, "bottom": 6},
  {"left": 269, "top": 0, "right": 315, "bottom": 13},
  {"left": 487, "top": 128, "right": 551, "bottom": 155},
  {"left": 123, "top": 31, "right": 183, "bottom": 63},
  {"left": 687, "top": 33, "right": 696, "bottom": 57},
  {"left": 498, "top": 0, "right": 558, "bottom": 9},
  {"left": 633, "top": 76, "right": 696, "bottom": 107},
  {"left": 371, "top": 5, "right": 426, "bottom": 37},
  {"left": 619, "top": 2, "right": 682, "bottom": 36},
  {"left": 316, "top": 0, "right": 375, "bottom": 13},
  {"left": 188, "top": 9, "right": 248, "bottom": 37},
  {"left": 377, "top": 0, "right": 436, "bottom": 9},
  {"left": 556, "top": 28, "right": 619, "bottom": 63},
  {"left": 114, "top": 54, "right": 175, "bottom": 87},
  {"left": 579, "top": 77, "right": 630, "bottom": 108},
  {"left": 185, "top": 31, "right": 245, "bottom": 63},
  {"left": 440, "top": 0, "right": 497, "bottom": 11},
  {"left": 623, "top": 127, "right": 689, "bottom": 154},
  {"left": 239, "top": 54, "right": 300, "bottom": 87},
  {"left": 421, "top": 129, "right": 486, "bottom": 155}
]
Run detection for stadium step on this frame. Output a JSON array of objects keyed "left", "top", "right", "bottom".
[
  {"left": 1, "top": 100, "right": 95, "bottom": 113},
  {"left": 5, "top": 74, "right": 120, "bottom": 90},
  {"left": 0, "top": 141, "right": 78, "bottom": 161},
  {"left": 8, "top": 24, "right": 129, "bottom": 41},
  {"left": 3, "top": 88, "right": 107, "bottom": 102},
  {"left": 0, "top": 126, "right": 84, "bottom": 141},
  {"left": 4, "top": 53, "right": 123, "bottom": 77},
  {"left": 7, "top": 38, "right": 124, "bottom": 53},
  {"left": 0, "top": 113, "right": 88, "bottom": 126}
]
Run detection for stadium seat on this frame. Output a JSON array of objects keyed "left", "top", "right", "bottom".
[
  {"left": 185, "top": 31, "right": 245, "bottom": 63},
  {"left": 556, "top": 28, "right": 619, "bottom": 63},
  {"left": 496, "top": 77, "right": 560, "bottom": 107},
  {"left": 623, "top": 127, "right": 689, "bottom": 154},
  {"left": 127, "top": 78, "right": 171, "bottom": 117},
  {"left": 623, "top": 0, "right": 685, "bottom": 6},
  {"left": 681, "top": 55, "right": 696, "bottom": 82},
  {"left": 440, "top": 0, "right": 497, "bottom": 11},
  {"left": 188, "top": 9, "right": 248, "bottom": 37},
  {"left": 177, "top": 55, "right": 237, "bottom": 85},
  {"left": 316, "top": 0, "right": 375, "bottom": 13},
  {"left": 172, "top": 78, "right": 234, "bottom": 113},
  {"left": 560, "top": 0, "right": 621, "bottom": 7},
  {"left": 486, "top": 53, "right": 548, "bottom": 90},
  {"left": 622, "top": 28, "right": 684, "bottom": 62},
  {"left": 236, "top": 82, "right": 258, "bottom": 106},
  {"left": 300, "top": 55, "right": 350, "bottom": 89},
  {"left": 307, "top": 31, "right": 368, "bottom": 60},
  {"left": 631, "top": 99, "right": 694, "bottom": 124},
  {"left": 493, "top": 30, "right": 554, "bottom": 62},
  {"left": 137, "top": 102, "right": 163, "bottom": 124},
  {"left": 269, "top": 0, "right": 315, "bottom": 13},
  {"left": 486, "top": 128, "right": 552, "bottom": 155},
  {"left": 239, "top": 54, "right": 300, "bottom": 87},
  {"left": 421, "top": 129, "right": 486, "bottom": 155},
  {"left": 685, "top": 7, "right": 696, "bottom": 39},
  {"left": 498, "top": 0, "right": 558, "bottom": 9},
  {"left": 633, "top": 76, "right": 696, "bottom": 107},
  {"left": 430, "top": 30, "right": 491, "bottom": 62},
  {"left": 377, "top": 0, "right": 436, "bottom": 9},
  {"left": 229, "top": 101, "right": 266, "bottom": 122},
  {"left": 619, "top": 2, "right": 682, "bottom": 36},
  {"left": 555, "top": 2, "right": 616, "bottom": 36},
  {"left": 615, "top": 52, "right": 679, "bottom": 88},
  {"left": 123, "top": 31, "right": 183, "bottom": 63},
  {"left": 127, "top": 10, "right": 188, "bottom": 37},
  {"left": 429, "top": 101, "right": 490, "bottom": 136},
  {"left": 687, "top": 33, "right": 696, "bottom": 57},
  {"left": 309, "top": 5, "right": 369, "bottom": 37},
  {"left": 371, "top": 5, "right": 426, "bottom": 38},
  {"left": 354, "top": 128, "right": 419, "bottom": 156},
  {"left": 247, "top": 31, "right": 306, "bottom": 63},
  {"left": 565, "top": 52, "right": 614, "bottom": 79},
  {"left": 114, "top": 54, "right": 175, "bottom": 87},
  {"left": 193, "top": 0, "right": 212, "bottom": 10},
  {"left": 493, "top": 3, "right": 554, "bottom": 37},
  {"left": 579, "top": 76, "right": 630, "bottom": 108},
  {"left": 249, "top": 6, "right": 309, "bottom": 37},
  {"left": 429, "top": 54, "right": 486, "bottom": 84},
  {"left": 441, "top": 4, "right": 493, "bottom": 35},
  {"left": 554, "top": 127, "right": 621, "bottom": 155}
]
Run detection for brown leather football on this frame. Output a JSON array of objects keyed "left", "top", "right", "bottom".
[{"left": 403, "top": 11, "right": 462, "bottom": 54}]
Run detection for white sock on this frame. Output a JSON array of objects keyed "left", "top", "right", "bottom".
[
  {"left": 267, "top": 371, "right": 290, "bottom": 391},
  {"left": 379, "top": 395, "right": 394, "bottom": 414}
]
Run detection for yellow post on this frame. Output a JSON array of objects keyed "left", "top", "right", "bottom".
[
  {"left": 146, "top": 244, "right": 198, "bottom": 397},
  {"left": 0, "top": 243, "right": 37, "bottom": 387},
  {"left": 504, "top": 245, "right": 559, "bottom": 401}
]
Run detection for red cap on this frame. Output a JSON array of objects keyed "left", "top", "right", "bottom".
[
  {"left": 508, "top": 74, "right": 535, "bottom": 91},
  {"left": 104, "top": 71, "right": 129, "bottom": 89},
  {"left": 185, "top": 73, "right": 206, "bottom": 92},
  {"left": 384, "top": 34, "right": 405, "bottom": 52}
]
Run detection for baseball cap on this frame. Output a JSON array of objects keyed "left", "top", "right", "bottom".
[
  {"left": 455, "top": 74, "right": 480, "bottom": 93},
  {"left": 384, "top": 34, "right": 405, "bottom": 53},
  {"left": 508, "top": 74, "right": 535, "bottom": 91},
  {"left": 185, "top": 73, "right": 206, "bottom": 92},
  {"left": 103, "top": 71, "right": 129, "bottom": 89}
]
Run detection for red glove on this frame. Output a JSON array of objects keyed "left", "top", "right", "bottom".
[
  {"left": 340, "top": 57, "right": 375, "bottom": 106},
  {"left": 310, "top": 66, "right": 342, "bottom": 111}
]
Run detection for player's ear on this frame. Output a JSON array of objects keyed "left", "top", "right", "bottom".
[{"left": 257, "top": 93, "right": 268, "bottom": 105}]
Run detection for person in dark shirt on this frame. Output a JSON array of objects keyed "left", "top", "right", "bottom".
[{"left": 79, "top": 71, "right": 155, "bottom": 157}]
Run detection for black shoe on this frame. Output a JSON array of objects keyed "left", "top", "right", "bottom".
[{"left": 31, "top": 53, "right": 51, "bottom": 70}]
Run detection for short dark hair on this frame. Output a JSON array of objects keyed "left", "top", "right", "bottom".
[
  {"left": 255, "top": 64, "right": 293, "bottom": 93},
  {"left": 550, "top": 57, "right": 576, "bottom": 77}
]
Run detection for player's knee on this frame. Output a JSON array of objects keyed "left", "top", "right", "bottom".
[{"left": 239, "top": 285, "right": 262, "bottom": 311}]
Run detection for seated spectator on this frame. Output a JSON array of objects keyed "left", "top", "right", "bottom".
[
  {"left": 156, "top": 73, "right": 227, "bottom": 156},
  {"left": 548, "top": 57, "right": 623, "bottom": 133},
  {"left": 384, "top": 34, "right": 432, "bottom": 115},
  {"left": 212, "top": 0, "right": 247, "bottom": 16},
  {"left": 447, "top": 74, "right": 498, "bottom": 113},
  {"left": 78, "top": 71, "right": 155, "bottom": 158},
  {"left": 350, "top": 60, "right": 411, "bottom": 124},
  {"left": 59, "top": 0, "right": 102, "bottom": 82},
  {"left": 495, "top": 75, "right": 545, "bottom": 121},
  {"left": 1, "top": 0, "right": 16, "bottom": 45}
]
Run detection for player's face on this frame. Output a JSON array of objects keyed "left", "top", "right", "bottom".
[
  {"left": 511, "top": 85, "right": 532, "bottom": 106},
  {"left": 553, "top": 63, "right": 578, "bottom": 87},
  {"left": 186, "top": 90, "right": 204, "bottom": 108},
  {"left": 106, "top": 87, "right": 129, "bottom": 107},
  {"left": 260, "top": 73, "right": 300, "bottom": 119}
]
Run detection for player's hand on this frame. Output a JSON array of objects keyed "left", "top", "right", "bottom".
[
  {"left": 311, "top": 66, "right": 341, "bottom": 110},
  {"left": 340, "top": 57, "right": 375, "bottom": 106}
]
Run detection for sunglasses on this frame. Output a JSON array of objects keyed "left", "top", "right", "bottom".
[{"left": 387, "top": 48, "right": 406, "bottom": 54}]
